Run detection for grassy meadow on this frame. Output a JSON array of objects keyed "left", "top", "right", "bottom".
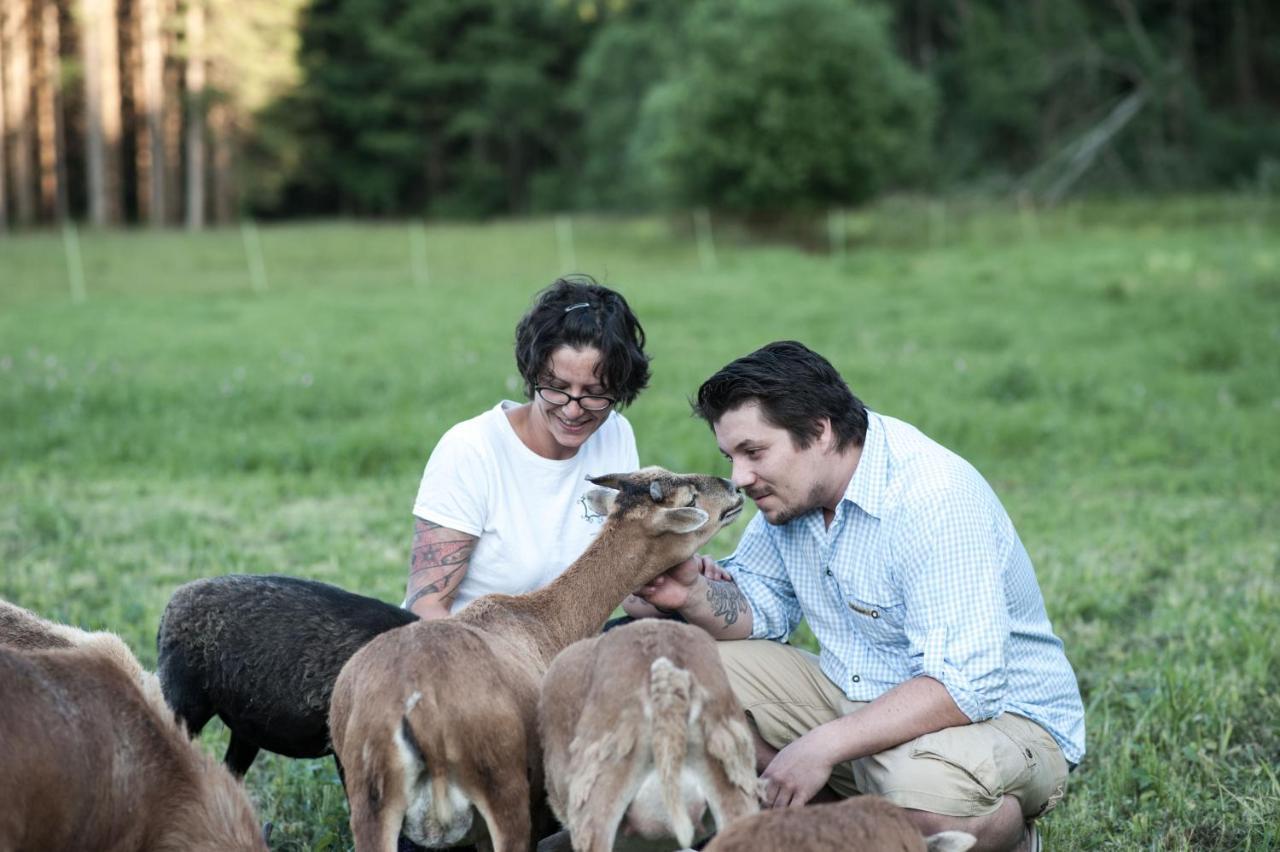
[{"left": 2, "top": 197, "right": 1278, "bottom": 850}]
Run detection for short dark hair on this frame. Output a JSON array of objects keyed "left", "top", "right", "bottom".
[
  {"left": 515, "top": 275, "right": 651, "bottom": 407},
  {"left": 692, "top": 341, "right": 867, "bottom": 451}
]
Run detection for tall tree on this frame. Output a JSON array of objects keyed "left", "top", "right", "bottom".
[
  {"left": 0, "top": 2, "right": 9, "bottom": 232},
  {"left": 137, "top": 0, "right": 163, "bottom": 222},
  {"left": 5, "top": 0, "right": 36, "bottom": 225},
  {"left": 201, "top": 0, "right": 306, "bottom": 217},
  {"left": 209, "top": 94, "right": 231, "bottom": 222},
  {"left": 634, "top": 0, "right": 936, "bottom": 211},
  {"left": 1231, "top": 0, "right": 1256, "bottom": 107},
  {"left": 284, "top": 0, "right": 586, "bottom": 217},
  {"left": 184, "top": 0, "right": 205, "bottom": 229},
  {"left": 82, "top": 0, "right": 124, "bottom": 225},
  {"left": 571, "top": 0, "right": 689, "bottom": 209},
  {"left": 136, "top": 0, "right": 164, "bottom": 223},
  {"left": 162, "top": 0, "right": 181, "bottom": 221},
  {"left": 37, "top": 0, "right": 68, "bottom": 221}
]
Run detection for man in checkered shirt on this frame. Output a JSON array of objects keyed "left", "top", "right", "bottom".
[{"left": 634, "top": 341, "right": 1084, "bottom": 852}]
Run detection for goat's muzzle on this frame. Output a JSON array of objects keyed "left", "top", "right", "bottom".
[{"left": 719, "top": 497, "right": 745, "bottom": 524}]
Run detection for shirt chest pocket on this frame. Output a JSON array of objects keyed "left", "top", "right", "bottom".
[{"left": 844, "top": 590, "right": 907, "bottom": 648}]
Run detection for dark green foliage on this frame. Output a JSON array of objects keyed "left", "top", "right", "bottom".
[
  {"left": 271, "top": 0, "right": 588, "bottom": 217},
  {"left": 235, "top": 0, "right": 1279, "bottom": 217},
  {"left": 631, "top": 0, "right": 935, "bottom": 210},
  {"left": 571, "top": 0, "right": 691, "bottom": 209},
  {"left": 904, "top": 0, "right": 1280, "bottom": 191}
]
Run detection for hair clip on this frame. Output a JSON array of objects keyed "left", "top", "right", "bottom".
[{"left": 564, "top": 302, "right": 591, "bottom": 313}]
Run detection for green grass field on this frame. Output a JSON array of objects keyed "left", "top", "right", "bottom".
[{"left": 2, "top": 197, "right": 1278, "bottom": 850}]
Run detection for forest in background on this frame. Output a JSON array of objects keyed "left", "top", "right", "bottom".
[{"left": 1, "top": 0, "right": 1277, "bottom": 229}]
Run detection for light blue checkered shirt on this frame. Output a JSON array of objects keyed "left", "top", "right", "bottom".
[{"left": 722, "top": 411, "right": 1086, "bottom": 765}]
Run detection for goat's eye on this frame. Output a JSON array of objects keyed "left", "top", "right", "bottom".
[{"left": 685, "top": 495, "right": 698, "bottom": 508}]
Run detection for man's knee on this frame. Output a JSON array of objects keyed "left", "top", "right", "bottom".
[
  {"left": 903, "top": 796, "right": 1026, "bottom": 852},
  {"left": 849, "top": 716, "right": 1069, "bottom": 821}
]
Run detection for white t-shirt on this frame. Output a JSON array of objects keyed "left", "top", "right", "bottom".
[{"left": 411, "top": 401, "right": 639, "bottom": 612}]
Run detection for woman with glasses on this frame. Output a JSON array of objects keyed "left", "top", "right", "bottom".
[{"left": 405, "top": 276, "right": 650, "bottom": 619}]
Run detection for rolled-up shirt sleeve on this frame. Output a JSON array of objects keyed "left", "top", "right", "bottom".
[
  {"left": 894, "top": 485, "right": 1011, "bottom": 722},
  {"left": 720, "top": 514, "right": 802, "bottom": 641}
]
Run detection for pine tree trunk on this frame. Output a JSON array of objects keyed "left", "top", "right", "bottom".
[
  {"left": 1172, "top": 0, "right": 1193, "bottom": 150},
  {"left": 137, "top": 0, "right": 163, "bottom": 224},
  {"left": 82, "top": 0, "right": 124, "bottom": 226},
  {"left": 210, "top": 97, "right": 233, "bottom": 224},
  {"left": 5, "top": 0, "right": 36, "bottom": 226},
  {"left": 1232, "top": 0, "right": 1256, "bottom": 107},
  {"left": 37, "top": 0, "right": 68, "bottom": 221},
  {"left": 162, "top": 0, "right": 180, "bottom": 222},
  {"left": 0, "top": 3, "right": 9, "bottom": 232},
  {"left": 126, "top": 0, "right": 147, "bottom": 222},
  {"left": 913, "top": 0, "right": 934, "bottom": 70},
  {"left": 82, "top": 0, "right": 106, "bottom": 224},
  {"left": 183, "top": 0, "right": 205, "bottom": 230}
]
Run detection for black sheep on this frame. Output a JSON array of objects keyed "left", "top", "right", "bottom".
[{"left": 157, "top": 574, "right": 417, "bottom": 777}]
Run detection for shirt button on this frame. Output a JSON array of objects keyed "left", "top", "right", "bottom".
[
  {"left": 871, "top": 610, "right": 879, "bottom": 619},
  {"left": 825, "top": 568, "right": 833, "bottom": 576},
  {"left": 852, "top": 675, "right": 861, "bottom": 683}
]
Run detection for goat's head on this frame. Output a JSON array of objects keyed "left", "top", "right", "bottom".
[{"left": 584, "top": 467, "right": 744, "bottom": 549}]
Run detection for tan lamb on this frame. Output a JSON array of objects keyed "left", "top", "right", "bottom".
[
  {"left": 538, "top": 619, "right": 759, "bottom": 852},
  {"left": 701, "top": 794, "right": 976, "bottom": 852},
  {"left": 329, "top": 467, "right": 744, "bottom": 852}
]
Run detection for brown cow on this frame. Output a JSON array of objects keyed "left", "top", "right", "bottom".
[{"left": 0, "top": 639, "right": 267, "bottom": 851}]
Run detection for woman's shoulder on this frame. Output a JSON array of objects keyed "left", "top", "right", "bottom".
[
  {"left": 602, "top": 409, "right": 635, "bottom": 437},
  {"left": 428, "top": 403, "right": 511, "bottom": 458},
  {"left": 580, "top": 410, "right": 637, "bottom": 462}
]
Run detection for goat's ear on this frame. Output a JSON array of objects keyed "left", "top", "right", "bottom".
[
  {"left": 925, "top": 832, "right": 977, "bottom": 852},
  {"left": 587, "top": 473, "right": 625, "bottom": 491},
  {"left": 652, "top": 506, "right": 709, "bottom": 534},
  {"left": 583, "top": 487, "right": 617, "bottom": 517},
  {"left": 649, "top": 480, "right": 665, "bottom": 502}
]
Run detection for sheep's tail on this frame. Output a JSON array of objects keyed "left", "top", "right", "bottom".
[{"left": 649, "top": 656, "right": 696, "bottom": 848}]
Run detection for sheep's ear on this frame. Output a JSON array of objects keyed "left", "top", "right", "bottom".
[
  {"left": 587, "top": 473, "right": 626, "bottom": 491},
  {"left": 926, "top": 832, "right": 977, "bottom": 852},
  {"left": 649, "top": 480, "right": 665, "bottom": 502},
  {"left": 583, "top": 487, "right": 617, "bottom": 517},
  {"left": 652, "top": 506, "right": 709, "bottom": 534}
]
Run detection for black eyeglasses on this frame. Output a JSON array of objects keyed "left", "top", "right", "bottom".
[{"left": 534, "top": 386, "right": 616, "bottom": 411}]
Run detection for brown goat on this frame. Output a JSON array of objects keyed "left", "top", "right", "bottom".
[
  {"left": 538, "top": 620, "right": 759, "bottom": 852},
  {"left": 701, "top": 795, "right": 975, "bottom": 852},
  {"left": 0, "top": 597, "right": 168, "bottom": 714},
  {"left": 0, "top": 612, "right": 268, "bottom": 852},
  {"left": 0, "top": 596, "right": 80, "bottom": 650},
  {"left": 330, "top": 467, "right": 744, "bottom": 852}
]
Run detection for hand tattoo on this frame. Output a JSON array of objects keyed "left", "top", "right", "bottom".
[{"left": 705, "top": 579, "right": 748, "bottom": 627}]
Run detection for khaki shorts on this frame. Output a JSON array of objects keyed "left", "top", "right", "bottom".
[{"left": 718, "top": 639, "right": 1070, "bottom": 819}]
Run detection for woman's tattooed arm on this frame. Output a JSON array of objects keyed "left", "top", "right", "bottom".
[{"left": 406, "top": 518, "right": 477, "bottom": 618}]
